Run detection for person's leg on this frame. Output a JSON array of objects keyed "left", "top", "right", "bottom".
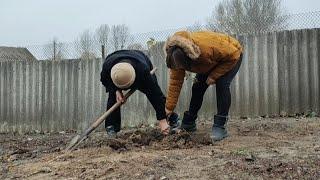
[
  {"left": 105, "top": 91, "right": 121, "bottom": 133},
  {"left": 188, "top": 74, "right": 209, "bottom": 116},
  {"left": 215, "top": 57, "right": 243, "bottom": 120},
  {"left": 180, "top": 74, "right": 209, "bottom": 131},
  {"left": 213, "top": 56, "right": 242, "bottom": 141}
]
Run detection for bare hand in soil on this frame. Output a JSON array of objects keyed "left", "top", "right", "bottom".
[{"left": 158, "top": 119, "right": 170, "bottom": 135}]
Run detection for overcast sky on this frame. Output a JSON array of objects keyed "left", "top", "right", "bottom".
[{"left": 0, "top": 0, "right": 319, "bottom": 46}]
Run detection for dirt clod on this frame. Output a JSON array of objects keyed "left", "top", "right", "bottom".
[
  {"left": 107, "top": 139, "right": 127, "bottom": 150},
  {"left": 160, "top": 176, "right": 169, "bottom": 180},
  {"left": 245, "top": 154, "right": 256, "bottom": 162}
]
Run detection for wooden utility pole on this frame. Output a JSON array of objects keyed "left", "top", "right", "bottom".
[
  {"left": 53, "top": 40, "right": 56, "bottom": 61},
  {"left": 101, "top": 45, "right": 105, "bottom": 60}
]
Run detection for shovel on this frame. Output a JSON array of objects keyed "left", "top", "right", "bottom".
[{"left": 66, "top": 67, "right": 157, "bottom": 151}]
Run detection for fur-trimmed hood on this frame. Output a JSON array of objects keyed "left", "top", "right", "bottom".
[
  {"left": 164, "top": 31, "right": 201, "bottom": 60},
  {"left": 163, "top": 31, "right": 243, "bottom": 112}
]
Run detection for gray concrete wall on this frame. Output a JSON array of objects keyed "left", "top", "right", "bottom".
[{"left": 0, "top": 28, "right": 319, "bottom": 133}]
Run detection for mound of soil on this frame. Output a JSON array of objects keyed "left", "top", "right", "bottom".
[
  {"left": 78, "top": 127, "right": 213, "bottom": 151},
  {"left": 1, "top": 117, "right": 320, "bottom": 179}
]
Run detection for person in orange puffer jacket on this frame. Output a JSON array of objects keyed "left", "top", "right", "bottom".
[{"left": 164, "top": 30, "right": 243, "bottom": 141}]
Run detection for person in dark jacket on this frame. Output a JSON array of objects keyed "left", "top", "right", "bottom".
[{"left": 100, "top": 50, "right": 179, "bottom": 136}]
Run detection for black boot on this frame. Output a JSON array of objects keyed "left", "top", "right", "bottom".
[
  {"left": 106, "top": 125, "right": 117, "bottom": 138},
  {"left": 167, "top": 112, "right": 180, "bottom": 129},
  {"left": 212, "top": 115, "right": 229, "bottom": 141},
  {"left": 180, "top": 111, "right": 197, "bottom": 132}
]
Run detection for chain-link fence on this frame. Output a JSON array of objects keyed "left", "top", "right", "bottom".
[
  {"left": 21, "top": 11, "right": 320, "bottom": 61},
  {"left": 287, "top": 11, "right": 320, "bottom": 30}
]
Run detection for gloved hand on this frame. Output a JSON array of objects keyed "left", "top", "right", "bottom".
[{"left": 206, "top": 77, "right": 216, "bottom": 85}]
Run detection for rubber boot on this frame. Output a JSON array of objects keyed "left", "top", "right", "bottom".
[
  {"left": 212, "top": 115, "right": 229, "bottom": 141},
  {"left": 180, "top": 111, "right": 197, "bottom": 132}
]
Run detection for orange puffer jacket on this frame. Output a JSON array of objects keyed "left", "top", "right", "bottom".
[{"left": 164, "top": 30, "right": 243, "bottom": 112}]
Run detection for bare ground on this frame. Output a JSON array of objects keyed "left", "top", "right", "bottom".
[{"left": 1, "top": 117, "right": 320, "bottom": 180}]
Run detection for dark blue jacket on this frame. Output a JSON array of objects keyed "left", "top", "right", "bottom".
[{"left": 100, "top": 50, "right": 153, "bottom": 92}]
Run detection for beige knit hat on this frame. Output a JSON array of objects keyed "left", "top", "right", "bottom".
[{"left": 110, "top": 62, "right": 136, "bottom": 89}]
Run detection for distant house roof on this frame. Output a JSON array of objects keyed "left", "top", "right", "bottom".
[{"left": 0, "top": 46, "right": 37, "bottom": 62}]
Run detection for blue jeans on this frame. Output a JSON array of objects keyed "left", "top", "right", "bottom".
[{"left": 187, "top": 55, "right": 243, "bottom": 123}]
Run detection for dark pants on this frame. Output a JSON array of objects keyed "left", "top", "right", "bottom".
[
  {"left": 187, "top": 56, "right": 243, "bottom": 123},
  {"left": 105, "top": 74, "right": 166, "bottom": 132}
]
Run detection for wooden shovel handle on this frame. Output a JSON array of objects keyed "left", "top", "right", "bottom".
[{"left": 90, "top": 67, "right": 157, "bottom": 130}]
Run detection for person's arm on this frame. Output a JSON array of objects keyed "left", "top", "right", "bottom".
[
  {"left": 100, "top": 66, "right": 118, "bottom": 93},
  {"left": 165, "top": 69, "right": 185, "bottom": 113},
  {"left": 140, "top": 70, "right": 170, "bottom": 135},
  {"left": 143, "top": 74, "right": 166, "bottom": 121},
  {"left": 206, "top": 58, "right": 238, "bottom": 84}
]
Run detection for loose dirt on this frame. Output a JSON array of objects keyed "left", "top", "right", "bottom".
[{"left": 1, "top": 117, "right": 320, "bottom": 179}]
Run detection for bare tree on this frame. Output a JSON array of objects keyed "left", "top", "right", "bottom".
[
  {"left": 207, "top": 0, "right": 288, "bottom": 34},
  {"left": 75, "top": 30, "right": 96, "bottom": 60},
  {"left": 44, "top": 38, "right": 65, "bottom": 60},
  {"left": 110, "top": 24, "right": 130, "bottom": 51},
  {"left": 127, "top": 43, "right": 145, "bottom": 51},
  {"left": 95, "top": 24, "right": 110, "bottom": 58},
  {"left": 187, "top": 22, "right": 204, "bottom": 32}
]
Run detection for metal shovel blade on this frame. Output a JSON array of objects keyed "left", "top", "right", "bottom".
[{"left": 66, "top": 134, "right": 81, "bottom": 151}]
